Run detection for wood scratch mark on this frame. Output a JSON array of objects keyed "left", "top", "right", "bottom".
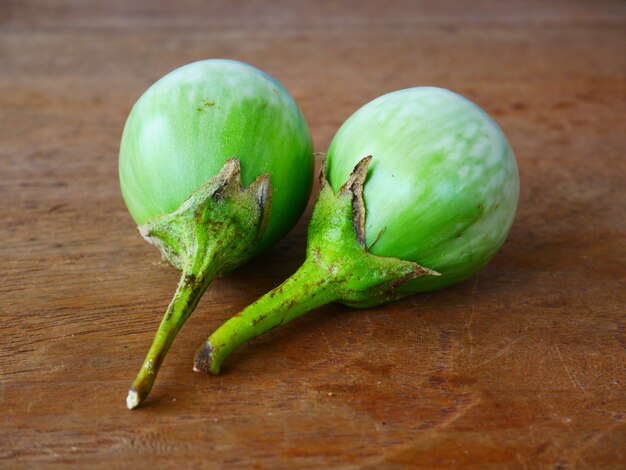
[
  {"left": 318, "top": 327, "right": 334, "bottom": 354},
  {"left": 434, "top": 395, "right": 482, "bottom": 431},
  {"left": 363, "top": 313, "right": 392, "bottom": 362},
  {"left": 466, "top": 275, "right": 480, "bottom": 357},
  {"left": 474, "top": 335, "right": 523, "bottom": 368},
  {"left": 555, "top": 345, "right": 586, "bottom": 392},
  {"left": 363, "top": 395, "right": 483, "bottom": 467}
]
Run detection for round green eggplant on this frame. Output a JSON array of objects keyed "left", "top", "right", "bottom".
[
  {"left": 121, "top": 59, "right": 314, "bottom": 409},
  {"left": 119, "top": 59, "right": 314, "bottom": 251},
  {"left": 327, "top": 87, "right": 519, "bottom": 291}
]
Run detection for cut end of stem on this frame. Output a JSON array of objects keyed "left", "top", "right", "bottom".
[
  {"left": 126, "top": 388, "right": 140, "bottom": 410},
  {"left": 193, "top": 341, "right": 217, "bottom": 375}
]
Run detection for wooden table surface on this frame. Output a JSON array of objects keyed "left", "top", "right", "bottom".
[{"left": 1, "top": 1, "right": 625, "bottom": 468}]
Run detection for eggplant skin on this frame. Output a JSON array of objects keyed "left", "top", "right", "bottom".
[
  {"left": 326, "top": 87, "right": 519, "bottom": 292},
  {"left": 119, "top": 59, "right": 314, "bottom": 252}
]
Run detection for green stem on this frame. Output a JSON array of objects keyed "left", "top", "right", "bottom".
[
  {"left": 193, "top": 156, "right": 439, "bottom": 376},
  {"left": 193, "top": 260, "right": 338, "bottom": 375},
  {"left": 125, "top": 158, "right": 272, "bottom": 409},
  {"left": 127, "top": 271, "right": 215, "bottom": 410}
]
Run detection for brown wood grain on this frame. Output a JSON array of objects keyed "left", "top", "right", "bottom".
[{"left": 1, "top": 0, "right": 625, "bottom": 467}]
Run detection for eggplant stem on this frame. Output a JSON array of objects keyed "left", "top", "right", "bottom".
[
  {"left": 125, "top": 158, "right": 272, "bottom": 409},
  {"left": 193, "top": 156, "right": 438, "bottom": 376},
  {"left": 127, "top": 270, "right": 215, "bottom": 409},
  {"left": 193, "top": 260, "right": 337, "bottom": 375}
]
